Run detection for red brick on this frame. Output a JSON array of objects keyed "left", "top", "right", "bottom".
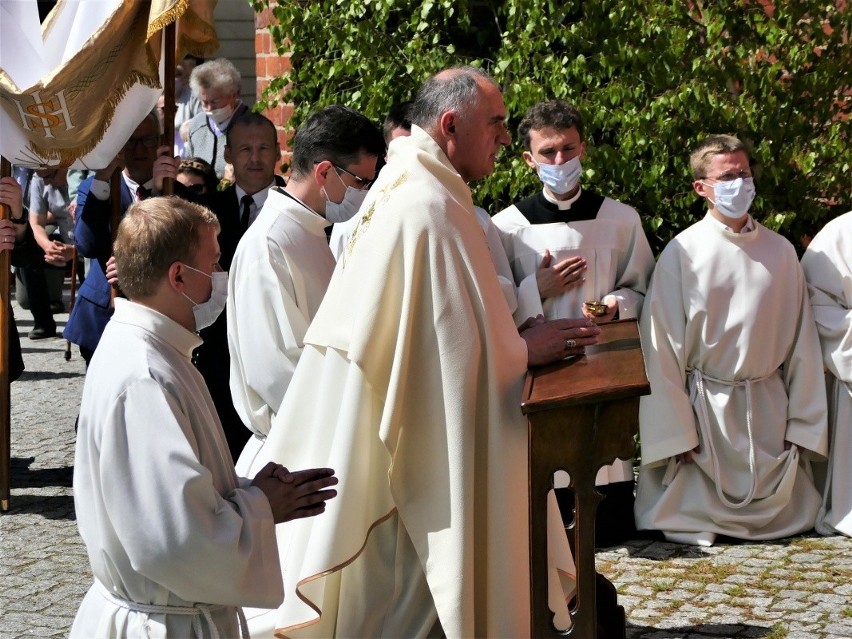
[
  {"left": 265, "top": 54, "right": 291, "bottom": 78},
  {"left": 254, "top": 31, "right": 272, "bottom": 54}
]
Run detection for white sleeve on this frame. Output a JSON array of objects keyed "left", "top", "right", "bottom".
[{"left": 97, "top": 377, "right": 284, "bottom": 608}]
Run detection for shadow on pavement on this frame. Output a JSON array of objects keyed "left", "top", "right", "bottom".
[
  {"left": 11, "top": 457, "right": 73, "bottom": 488},
  {"left": 2, "top": 494, "right": 76, "bottom": 520},
  {"left": 5, "top": 458, "right": 75, "bottom": 519},
  {"left": 627, "top": 622, "right": 772, "bottom": 638},
  {"left": 15, "top": 369, "right": 84, "bottom": 380}
]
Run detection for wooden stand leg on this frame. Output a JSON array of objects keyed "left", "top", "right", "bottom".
[{"left": 529, "top": 399, "right": 637, "bottom": 638}]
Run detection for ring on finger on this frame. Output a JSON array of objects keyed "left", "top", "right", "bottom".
[{"left": 565, "top": 338, "right": 577, "bottom": 348}]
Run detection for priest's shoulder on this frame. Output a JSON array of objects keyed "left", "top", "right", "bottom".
[
  {"left": 754, "top": 220, "right": 801, "bottom": 257},
  {"left": 806, "top": 210, "right": 852, "bottom": 255},
  {"left": 491, "top": 203, "right": 529, "bottom": 231},
  {"left": 598, "top": 193, "right": 642, "bottom": 224}
]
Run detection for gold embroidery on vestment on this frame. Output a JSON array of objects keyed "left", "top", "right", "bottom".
[{"left": 344, "top": 172, "right": 409, "bottom": 263}]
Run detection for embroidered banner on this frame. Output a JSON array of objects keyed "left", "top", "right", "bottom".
[{"left": 0, "top": 0, "right": 218, "bottom": 169}]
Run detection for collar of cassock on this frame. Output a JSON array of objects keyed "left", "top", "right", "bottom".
[
  {"left": 111, "top": 298, "right": 202, "bottom": 357},
  {"left": 515, "top": 188, "right": 605, "bottom": 224}
]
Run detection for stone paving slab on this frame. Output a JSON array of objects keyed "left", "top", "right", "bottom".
[{"left": 2, "top": 289, "right": 851, "bottom": 638}]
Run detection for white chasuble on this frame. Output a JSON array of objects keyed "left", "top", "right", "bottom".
[
  {"left": 636, "top": 214, "right": 829, "bottom": 543},
  {"left": 72, "top": 300, "right": 283, "bottom": 638},
  {"left": 331, "top": 204, "right": 518, "bottom": 315},
  {"left": 801, "top": 211, "right": 852, "bottom": 537},
  {"left": 244, "top": 126, "right": 575, "bottom": 638}
]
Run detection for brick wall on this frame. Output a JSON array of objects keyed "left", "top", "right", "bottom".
[{"left": 254, "top": 2, "right": 294, "bottom": 167}]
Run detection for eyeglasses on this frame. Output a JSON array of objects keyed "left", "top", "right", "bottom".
[
  {"left": 124, "top": 135, "right": 159, "bottom": 150},
  {"left": 332, "top": 163, "right": 374, "bottom": 189},
  {"left": 703, "top": 170, "right": 752, "bottom": 182}
]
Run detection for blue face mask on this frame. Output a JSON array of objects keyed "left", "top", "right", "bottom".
[
  {"left": 703, "top": 177, "right": 756, "bottom": 219},
  {"left": 535, "top": 156, "right": 582, "bottom": 195}
]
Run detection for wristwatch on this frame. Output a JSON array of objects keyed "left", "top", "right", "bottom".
[{"left": 9, "top": 206, "right": 28, "bottom": 224}]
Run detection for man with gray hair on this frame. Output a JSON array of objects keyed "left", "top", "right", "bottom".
[
  {"left": 183, "top": 57, "right": 249, "bottom": 178},
  {"left": 243, "top": 67, "right": 596, "bottom": 638}
]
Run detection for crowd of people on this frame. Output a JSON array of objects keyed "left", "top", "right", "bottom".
[{"left": 2, "top": 58, "right": 848, "bottom": 638}]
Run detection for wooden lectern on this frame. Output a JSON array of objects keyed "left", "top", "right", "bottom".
[{"left": 521, "top": 319, "right": 649, "bottom": 638}]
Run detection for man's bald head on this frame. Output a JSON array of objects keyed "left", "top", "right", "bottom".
[
  {"left": 408, "top": 67, "right": 510, "bottom": 182},
  {"left": 408, "top": 66, "right": 497, "bottom": 132}
]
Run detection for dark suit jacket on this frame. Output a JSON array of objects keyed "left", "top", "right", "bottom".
[
  {"left": 203, "top": 176, "right": 287, "bottom": 271},
  {"left": 63, "top": 176, "right": 132, "bottom": 353}
]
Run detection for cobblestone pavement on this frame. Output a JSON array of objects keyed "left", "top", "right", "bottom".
[{"left": 1, "top": 290, "right": 851, "bottom": 639}]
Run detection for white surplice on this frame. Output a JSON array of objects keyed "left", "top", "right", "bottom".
[
  {"left": 635, "top": 214, "right": 829, "bottom": 543},
  {"left": 71, "top": 299, "right": 283, "bottom": 638},
  {"left": 244, "top": 126, "right": 575, "bottom": 638},
  {"left": 227, "top": 189, "right": 335, "bottom": 473},
  {"left": 801, "top": 211, "right": 852, "bottom": 537},
  {"left": 492, "top": 190, "right": 654, "bottom": 325},
  {"left": 493, "top": 189, "right": 655, "bottom": 488}
]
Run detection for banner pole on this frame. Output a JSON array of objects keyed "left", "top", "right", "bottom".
[
  {"left": 162, "top": 22, "right": 176, "bottom": 196},
  {"left": 0, "top": 156, "right": 12, "bottom": 511}
]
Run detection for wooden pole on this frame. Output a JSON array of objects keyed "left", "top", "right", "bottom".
[
  {"left": 0, "top": 156, "right": 12, "bottom": 511},
  {"left": 64, "top": 246, "right": 78, "bottom": 361},
  {"left": 109, "top": 166, "right": 122, "bottom": 301},
  {"left": 162, "top": 22, "right": 176, "bottom": 196}
]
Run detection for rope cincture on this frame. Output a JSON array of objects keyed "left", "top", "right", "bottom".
[
  {"left": 96, "top": 579, "right": 249, "bottom": 639},
  {"left": 689, "top": 367, "right": 777, "bottom": 510}
]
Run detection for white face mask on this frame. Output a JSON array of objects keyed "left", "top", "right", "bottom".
[
  {"left": 703, "top": 177, "right": 756, "bottom": 219},
  {"left": 205, "top": 103, "right": 235, "bottom": 125},
  {"left": 323, "top": 170, "right": 368, "bottom": 223},
  {"left": 535, "top": 156, "right": 582, "bottom": 195},
  {"left": 181, "top": 266, "right": 228, "bottom": 331}
]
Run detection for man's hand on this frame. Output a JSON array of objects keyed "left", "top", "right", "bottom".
[
  {"left": 0, "top": 218, "right": 26, "bottom": 252},
  {"left": 536, "top": 250, "right": 587, "bottom": 300},
  {"left": 520, "top": 314, "right": 601, "bottom": 367},
  {"left": 94, "top": 154, "right": 124, "bottom": 182},
  {"left": 105, "top": 255, "right": 119, "bottom": 287},
  {"left": 152, "top": 145, "right": 180, "bottom": 193},
  {"left": 252, "top": 462, "right": 339, "bottom": 524},
  {"left": 0, "top": 176, "right": 24, "bottom": 222},
  {"left": 43, "top": 240, "right": 72, "bottom": 267}
]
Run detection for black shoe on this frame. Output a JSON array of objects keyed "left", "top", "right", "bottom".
[
  {"left": 28, "top": 327, "right": 57, "bottom": 340},
  {"left": 50, "top": 301, "right": 65, "bottom": 314}
]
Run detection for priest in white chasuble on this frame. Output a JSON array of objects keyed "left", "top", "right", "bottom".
[
  {"left": 801, "top": 211, "right": 852, "bottom": 537},
  {"left": 635, "top": 135, "right": 828, "bottom": 546},
  {"left": 243, "top": 67, "right": 600, "bottom": 638}
]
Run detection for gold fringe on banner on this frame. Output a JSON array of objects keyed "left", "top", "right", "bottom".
[{"left": 0, "top": 0, "right": 219, "bottom": 168}]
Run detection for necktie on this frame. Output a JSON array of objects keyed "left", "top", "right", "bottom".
[
  {"left": 240, "top": 195, "right": 253, "bottom": 232},
  {"left": 136, "top": 185, "right": 149, "bottom": 201}
]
